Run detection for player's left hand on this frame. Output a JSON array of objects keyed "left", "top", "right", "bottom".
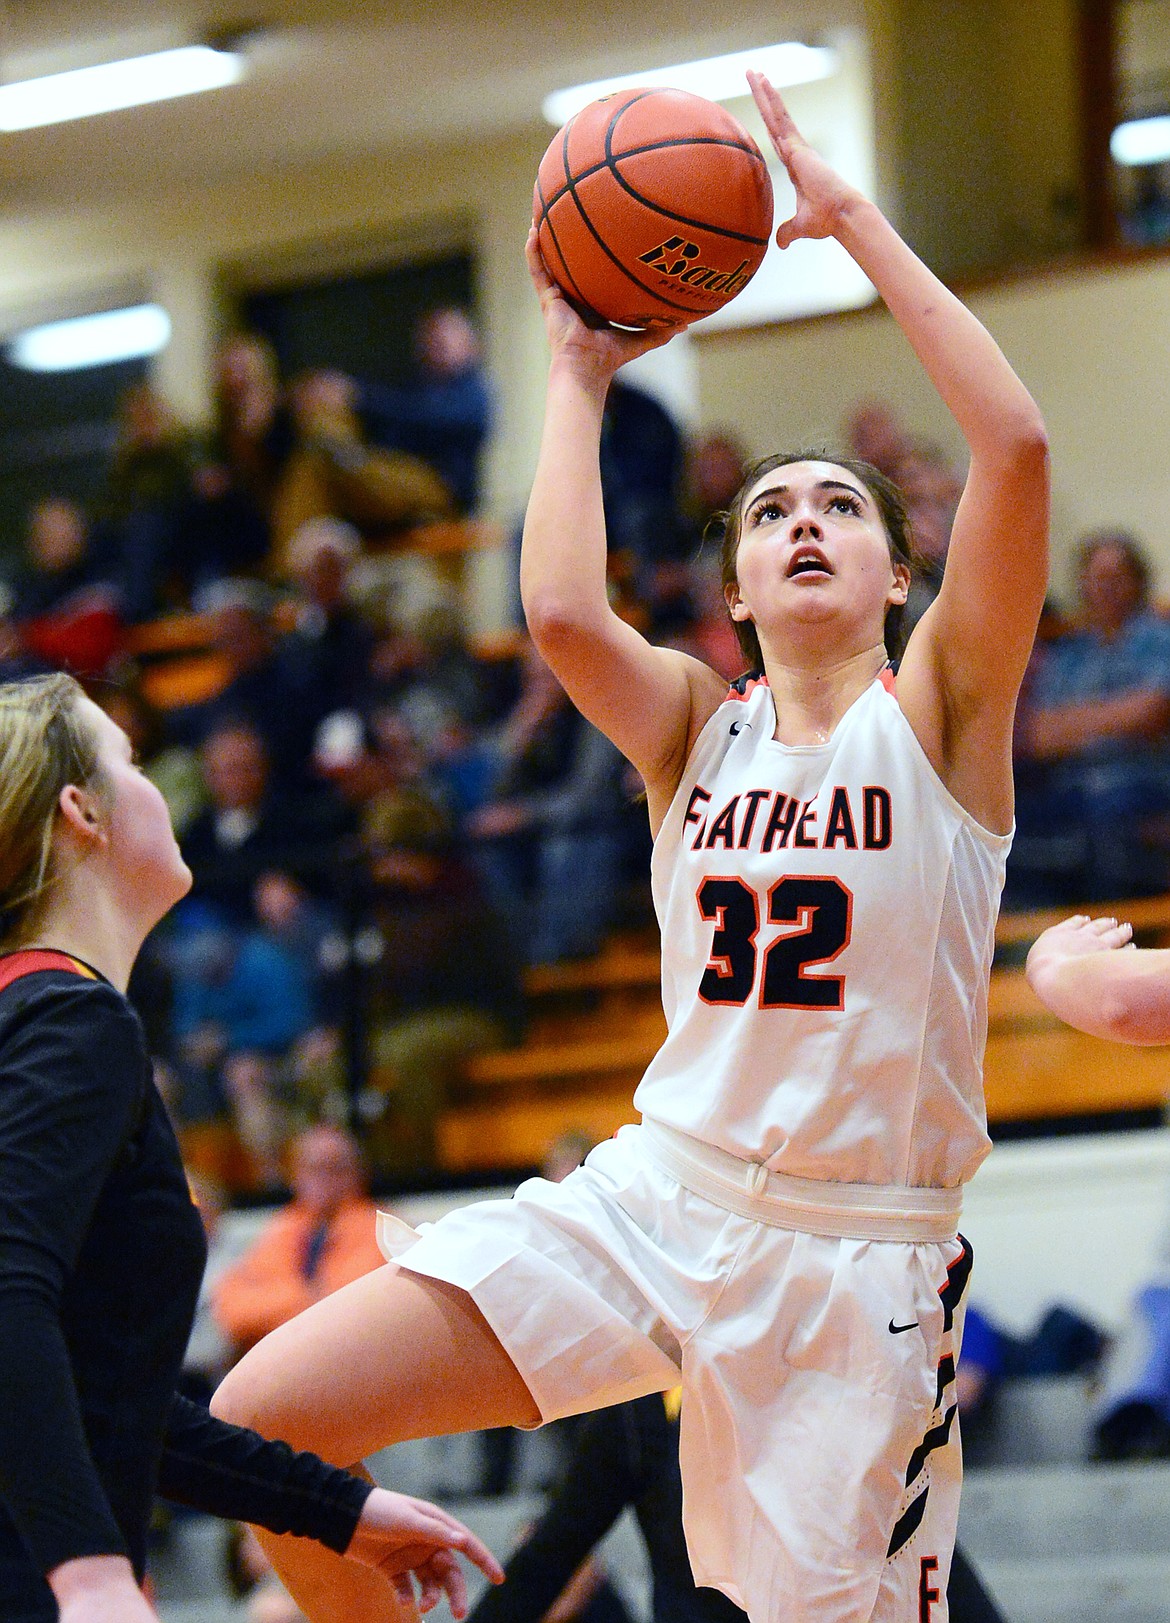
[
  {"left": 747, "top": 70, "right": 866, "bottom": 248},
  {"left": 344, "top": 1488, "right": 504, "bottom": 1617}
]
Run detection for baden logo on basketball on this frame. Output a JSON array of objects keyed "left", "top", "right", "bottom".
[{"left": 637, "top": 236, "right": 753, "bottom": 300}]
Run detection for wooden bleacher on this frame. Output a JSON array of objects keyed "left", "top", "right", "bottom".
[{"left": 435, "top": 898, "right": 1170, "bottom": 1174}]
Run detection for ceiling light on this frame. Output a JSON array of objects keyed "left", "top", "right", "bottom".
[
  {"left": 9, "top": 305, "right": 172, "bottom": 372},
  {"left": 0, "top": 45, "right": 245, "bottom": 132},
  {"left": 1111, "top": 115, "right": 1170, "bottom": 167},
  {"left": 543, "top": 42, "right": 836, "bottom": 126}
]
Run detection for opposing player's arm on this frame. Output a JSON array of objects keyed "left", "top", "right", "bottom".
[
  {"left": 522, "top": 232, "right": 726, "bottom": 816},
  {"left": 1025, "top": 914, "right": 1170, "bottom": 1045}
]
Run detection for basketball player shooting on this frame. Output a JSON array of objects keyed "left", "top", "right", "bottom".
[{"left": 212, "top": 75, "right": 1049, "bottom": 1623}]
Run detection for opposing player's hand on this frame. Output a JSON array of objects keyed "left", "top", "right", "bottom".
[
  {"left": 344, "top": 1488, "right": 504, "bottom": 1618},
  {"left": 1026, "top": 913, "right": 1135, "bottom": 988},
  {"left": 747, "top": 70, "right": 866, "bottom": 248},
  {"left": 526, "top": 227, "right": 685, "bottom": 376},
  {"left": 49, "top": 1555, "right": 159, "bottom": 1623}
]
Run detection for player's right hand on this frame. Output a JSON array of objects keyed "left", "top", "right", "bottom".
[{"left": 526, "top": 227, "right": 685, "bottom": 376}]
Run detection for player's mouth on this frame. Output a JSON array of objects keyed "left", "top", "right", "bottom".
[{"left": 786, "top": 545, "right": 832, "bottom": 579}]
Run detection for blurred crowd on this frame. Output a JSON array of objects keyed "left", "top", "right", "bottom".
[{"left": 6, "top": 307, "right": 1170, "bottom": 1202}]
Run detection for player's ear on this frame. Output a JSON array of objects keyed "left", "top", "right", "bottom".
[
  {"left": 725, "top": 582, "right": 752, "bottom": 622},
  {"left": 888, "top": 560, "right": 910, "bottom": 607},
  {"left": 57, "top": 783, "right": 107, "bottom": 846}
]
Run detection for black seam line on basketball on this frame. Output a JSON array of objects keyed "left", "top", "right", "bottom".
[
  {"left": 535, "top": 168, "right": 596, "bottom": 317},
  {"left": 540, "top": 138, "right": 768, "bottom": 236},
  {"left": 555, "top": 134, "right": 708, "bottom": 318},
  {"left": 603, "top": 101, "right": 769, "bottom": 247},
  {"left": 604, "top": 160, "right": 771, "bottom": 247}
]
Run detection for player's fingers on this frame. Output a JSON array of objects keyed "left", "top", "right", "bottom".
[
  {"left": 774, "top": 206, "right": 811, "bottom": 250},
  {"left": 525, "top": 228, "right": 555, "bottom": 291},
  {"left": 416, "top": 1571, "right": 443, "bottom": 1615},
  {"left": 1089, "top": 915, "right": 1121, "bottom": 934},
  {"left": 747, "top": 70, "right": 795, "bottom": 140},
  {"left": 443, "top": 1525, "right": 505, "bottom": 1584},
  {"left": 436, "top": 1555, "right": 470, "bottom": 1619},
  {"left": 391, "top": 1573, "right": 415, "bottom": 1609}
]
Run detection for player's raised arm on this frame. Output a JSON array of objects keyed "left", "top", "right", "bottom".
[
  {"left": 749, "top": 72, "right": 1049, "bottom": 827},
  {"left": 521, "top": 233, "right": 726, "bottom": 819}
]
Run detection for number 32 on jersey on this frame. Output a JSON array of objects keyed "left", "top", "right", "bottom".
[{"left": 697, "top": 874, "right": 853, "bottom": 1010}]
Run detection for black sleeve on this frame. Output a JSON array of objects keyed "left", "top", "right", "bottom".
[
  {"left": 0, "top": 981, "right": 146, "bottom": 1572},
  {"left": 467, "top": 1408, "right": 642, "bottom": 1623},
  {"left": 157, "top": 1396, "right": 372, "bottom": 1553}
]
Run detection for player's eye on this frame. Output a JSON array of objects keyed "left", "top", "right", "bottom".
[
  {"left": 749, "top": 499, "right": 783, "bottom": 525},
  {"left": 827, "top": 494, "right": 863, "bottom": 516}
]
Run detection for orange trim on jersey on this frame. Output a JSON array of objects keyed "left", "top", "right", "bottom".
[
  {"left": 0, "top": 949, "right": 96, "bottom": 994},
  {"left": 879, "top": 666, "right": 897, "bottom": 695}
]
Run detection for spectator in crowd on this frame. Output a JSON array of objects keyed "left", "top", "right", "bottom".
[
  {"left": 270, "top": 367, "right": 452, "bottom": 571},
  {"left": 1014, "top": 530, "right": 1170, "bottom": 900},
  {"left": 8, "top": 497, "right": 124, "bottom": 676},
  {"left": 172, "top": 917, "right": 315, "bottom": 1189},
  {"left": 172, "top": 580, "right": 320, "bottom": 786},
  {"left": 896, "top": 439, "right": 964, "bottom": 639},
  {"left": 467, "top": 643, "right": 629, "bottom": 965},
  {"left": 181, "top": 720, "right": 325, "bottom": 927},
  {"left": 211, "top": 1124, "right": 385, "bottom": 1358},
  {"left": 96, "top": 382, "right": 198, "bottom": 619},
  {"left": 211, "top": 1127, "right": 396, "bottom": 1619},
  {"left": 280, "top": 517, "right": 377, "bottom": 744},
  {"left": 365, "top": 586, "right": 494, "bottom": 776},
  {"left": 176, "top": 331, "right": 286, "bottom": 595},
  {"left": 845, "top": 398, "right": 913, "bottom": 479},
  {"left": 358, "top": 305, "right": 493, "bottom": 515},
  {"left": 599, "top": 375, "right": 685, "bottom": 590},
  {"left": 320, "top": 703, "right": 522, "bottom": 1173},
  {"left": 648, "top": 430, "right": 751, "bottom": 679}
]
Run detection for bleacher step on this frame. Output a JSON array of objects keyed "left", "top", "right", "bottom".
[{"left": 961, "top": 1461, "right": 1170, "bottom": 1559}]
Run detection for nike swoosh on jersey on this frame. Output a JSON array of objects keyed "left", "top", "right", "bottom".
[{"left": 888, "top": 1319, "right": 918, "bottom": 1334}]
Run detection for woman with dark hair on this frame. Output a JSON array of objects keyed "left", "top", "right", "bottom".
[{"left": 212, "top": 74, "right": 1048, "bottom": 1623}]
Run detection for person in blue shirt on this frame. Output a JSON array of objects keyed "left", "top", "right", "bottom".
[{"left": 1014, "top": 531, "right": 1170, "bottom": 900}]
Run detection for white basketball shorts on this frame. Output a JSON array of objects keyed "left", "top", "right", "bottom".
[{"left": 378, "top": 1123, "right": 971, "bottom": 1623}]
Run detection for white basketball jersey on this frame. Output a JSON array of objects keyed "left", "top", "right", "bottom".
[{"left": 635, "top": 672, "right": 1010, "bottom": 1188}]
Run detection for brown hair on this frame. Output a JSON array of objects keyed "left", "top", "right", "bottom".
[
  {"left": 713, "top": 450, "right": 920, "bottom": 671},
  {"left": 0, "top": 674, "right": 105, "bottom": 942}
]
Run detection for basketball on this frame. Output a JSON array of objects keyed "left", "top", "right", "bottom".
[{"left": 533, "top": 87, "right": 774, "bottom": 329}]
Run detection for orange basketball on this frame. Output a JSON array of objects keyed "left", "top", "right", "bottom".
[{"left": 534, "top": 88, "right": 774, "bottom": 329}]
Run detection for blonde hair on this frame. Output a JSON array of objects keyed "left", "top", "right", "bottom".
[{"left": 0, "top": 674, "right": 104, "bottom": 942}]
